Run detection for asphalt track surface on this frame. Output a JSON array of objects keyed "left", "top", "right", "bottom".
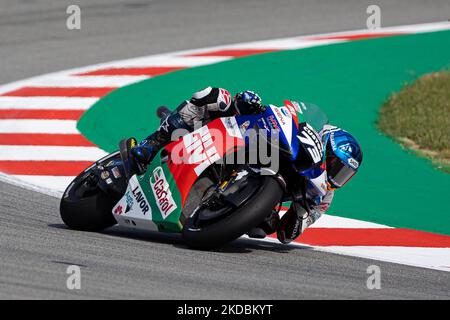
[{"left": 1, "top": 0, "right": 450, "bottom": 299}]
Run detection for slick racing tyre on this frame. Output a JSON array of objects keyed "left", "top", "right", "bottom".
[
  {"left": 60, "top": 170, "right": 117, "bottom": 231},
  {"left": 183, "top": 176, "right": 283, "bottom": 250}
]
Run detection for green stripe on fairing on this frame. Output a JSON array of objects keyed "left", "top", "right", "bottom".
[
  {"left": 78, "top": 30, "right": 450, "bottom": 236},
  {"left": 137, "top": 152, "right": 183, "bottom": 232}
]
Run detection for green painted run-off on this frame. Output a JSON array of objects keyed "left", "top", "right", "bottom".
[{"left": 78, "top": 30, "right": 450, "bottom": 236}]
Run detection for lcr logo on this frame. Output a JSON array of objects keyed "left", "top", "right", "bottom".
[{"left": 183, "top": 127, "right": 220, "bottom": 176}]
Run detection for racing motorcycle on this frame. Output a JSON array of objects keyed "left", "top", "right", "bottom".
[{"left": 60, "top": 100, "right": 329, "bottom": 249}]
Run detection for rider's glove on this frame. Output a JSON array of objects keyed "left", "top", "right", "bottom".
[
  {"left": 241, "top": 90, "right": 262, "bottom": 106},
  {"left": 234, "top": 90, "right": 266, "bottom": 114}
]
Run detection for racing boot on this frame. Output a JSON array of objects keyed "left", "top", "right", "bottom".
[
  {"left": 276, "top": 203, "right": 316, "bottom": 244},
  {"left": 130, "top": 133, "right": 161, "bottom": 175},
  {"left": 130, "top": 110, "right": 192, "bottom": 175}
]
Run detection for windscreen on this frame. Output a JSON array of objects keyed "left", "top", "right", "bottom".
[{"left": 294, "top": 101, "right": 329, "bottom": 132}]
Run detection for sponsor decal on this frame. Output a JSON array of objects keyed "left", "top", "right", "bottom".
[
  {"left": 111, "top": 166, "right": 121, "bottom": 179},
  {"left": 223, "top": 117, "right": 233, "bottom": 130},
  {"left": 298, "top": 123, "right": 323, "bottom": 164},
  {"left": 292, "top": 101, "right": 302, "bottom": 113},
  {"left": 125, "top": 191, "right": 133, "bottom": 213},
  {"left": 286, "top": 105, "right": 297, "bottom": 116},
  {"left": 283, "top": 100, "right": 300, "bottom": 129},
  {"left": 240, "top": 120, "right": 251, "bottom": 132},
  {"left": 257, "top": 118, "right": 269, "bottom": 130},
  {"left": 100, "top": 171, "right": 110, "bottom": 180},
  {"left": 184, "top": 126, "right": 221, "bottom": 176},
  {"left": 131, "top": 185, "right": 150, "bottom": 215},
  {"left": 348, "top": 157, "right": 359, "bottom": 169},
  {"left": 239, "top": 120, "right": 250, "bottom": 134},
  {"left": 273, "top": 107, "right": 286, "bottom": 125},
  {"left": 280, "top": 107, "right": 291, "bottom": 118},
  {"left": 267, "top": 115, "right": 279, "bottom": 130},
  {"left": 150, "top": 166, "right": 178, "bottom": 219},
  {"left": 339, "top": 143, "right": 353, "bottom": 154},
  {"left": 221, "top": 117, "right": 243, "bottom": 139},
  {"left": 114, "top": 205, "right": 123, "bottom": 215}
]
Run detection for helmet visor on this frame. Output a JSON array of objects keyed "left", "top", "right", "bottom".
[{"left": 326, "top": 156, "right": 356, "bottom": 188}]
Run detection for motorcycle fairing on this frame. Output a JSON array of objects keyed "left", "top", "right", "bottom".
[
  {"left": 112, "top": 175, "right": 160, "bottom": 231},
  {"left": 112, "top": 116, "right": 247, "bottom": 233},
  {"left": 233, "top": 101, "right": 303, "bottom": 161},
  {"left": 164, "top": 117, "right": 246, "bottom": 206},
  {"left": 284, "top": 100, "right": 329, "bottom": 203}
]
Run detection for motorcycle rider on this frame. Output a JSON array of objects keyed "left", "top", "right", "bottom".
[
  {"left": 274, "top": 125, "right": 363, "bottom": 244},
  {"left": 130, "top": 87, "right": 363, "bottom": 244},
  {"left": 130, "top": 86, "right": 265, "bottom": 173}
]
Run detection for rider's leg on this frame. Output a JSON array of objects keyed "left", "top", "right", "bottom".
[{"left": 131, "top": 110, "right": 192, "bottom": 173}]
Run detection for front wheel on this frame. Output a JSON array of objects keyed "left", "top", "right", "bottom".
[
  {"left": 60, "top": 170, "right": 117, "bottom": 231},
  {"left": 182, "top": 176, "right": 283, "bottom": 250}
]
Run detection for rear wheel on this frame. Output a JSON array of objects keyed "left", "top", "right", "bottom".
[
  {"left": 182, "top": 175, "right": 283, "bottom": 250},
  {"left": 60, "top": 170, "right": 117, "bottom": 231}
]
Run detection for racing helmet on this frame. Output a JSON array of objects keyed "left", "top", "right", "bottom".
[{"left": 323, "top": 128, "right": 363, "bottom": 189}]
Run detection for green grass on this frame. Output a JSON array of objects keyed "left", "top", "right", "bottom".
[{"left": 378, "top": 71, "right": 450, "bottom": 173}]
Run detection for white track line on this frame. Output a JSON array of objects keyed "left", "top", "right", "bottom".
[
  {"left": 28, "top": 75, "right": 150, "bottom": 88},
  {"left": 0, "top": 172, "right": 63, "bottom": 198},
  {"left": 0, "top": 119, "right": 79, "bottom": 134},
  {"left": 72, "top": 55, "right": 232, "bottom": 72},
  {"left": 312, "top": 246, "right": 450, "bottom": 272},
  {"left": 0, "top": 145, "right": 107, "bottom": 161},
  {"left": 251, "top": 235, "right": 450, "bottom": 272},
  {"left": 212, "top": 38, "right": 341, "bottom": 50},
  {"left": 10, "top": 174, "right": 73, "bottom": 195},
  {"left": 310, "top": 214, "right": 393, "bottom": 229},
  {"left": 0, "top": 97, "right": 98, "bottom": 110}
]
